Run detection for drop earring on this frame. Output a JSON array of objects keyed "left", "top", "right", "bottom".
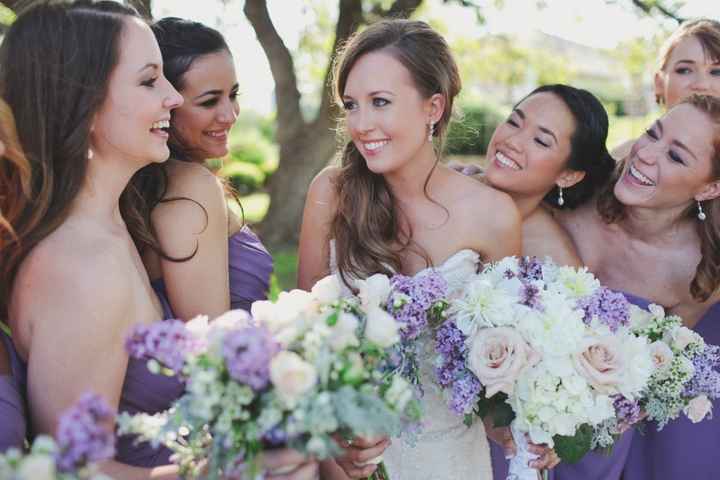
[
  {"left": 557, "top": 187, "right": 564, "bottom": 207},
  {"left": 698, "top": 200, "right": 707, "bottom": 221},
  {"left": 88, "top": 148, "right": 94, "bottom": 160},
  {"left": 427, "top": 122, "right": 435, "bottom": 143}
]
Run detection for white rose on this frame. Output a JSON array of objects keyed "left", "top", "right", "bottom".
[
  {"left": 649, "top": 341, "right": 674, "bottom": 371},
  {"left": 685, "top": 395, "right": 713, "bottom": 423},
  {"left": 311, "top": 275, "right": 343, "bottom": 303},
  {"left": 213, "top": 309, "right": 251, "bottom": 330},
  {"left": 17, "top": 455, "right": 56, "bottom": 480},
  {"left": 385, "top": 375, "right": 414, "bottom": 411},
  {"left": 270, "top": 351, "right": 317, "bottom": 405},
  {"left": 355, "top": 274, "right": 392, "bottom": 309},
  {"left": 186, "top": 314, "right": 210, "bottom": 338},
  {"left": 669, "top": 326, "right": 702, "bottom": 351},
  {"left": 628, "top": 305, "right": 653, "bottom": 331},
  {"left": 328, "top": 311, "right": 360, "bottom": 351},
  {"left": 364, "top": 306, "right": 400, "bottom": 348}
]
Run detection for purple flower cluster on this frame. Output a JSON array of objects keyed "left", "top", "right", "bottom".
[
  {"left": 435, "top": 321, "right": 482, "bottom": 415},
  {"left": 223, "top": 326, "right": 279, "bottom": 391},
  {"left": 518, "top": 256, "right": 544, "bottom": 281},
  {"left": 613, "top": 395, "right": 643, "bottom": 426},
  {"left": 388, "top": 271, "right": 448, "bottom": 341},
  {"left": 55, "top": 392, "right": 115, "bottom": 473},
  {"left": 125, "top": 319, "right": 199, "bottom": 372},
  {"left": 577, "top": 287, "right": 630, "bottom": 332},
  {"left": 685, "top": 344, "right": 720, "bottom": 399},
  {"left": 520, "top": 283, "right": 544, "bottom": 311}
]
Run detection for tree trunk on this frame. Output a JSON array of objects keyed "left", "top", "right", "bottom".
[{"left": 128, "top": 0, "right": 152, "bottom": 19}]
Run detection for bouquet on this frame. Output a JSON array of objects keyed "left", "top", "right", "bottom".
[
  {"left": 118, "top": 275, "right": 420, "bottom": 479},
  {"left": 0, "top": 393, "right": 115, "bottom": 480},
  {"left": 435, "top": 257, "right": 656, "bottom": 480}
]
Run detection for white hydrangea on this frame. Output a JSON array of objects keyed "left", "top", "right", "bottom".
[{"left": 451, "top": 276, "right": 523, "bottom": 336}]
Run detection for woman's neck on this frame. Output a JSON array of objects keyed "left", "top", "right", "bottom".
[
  {"left": 383, "top": 145, "right": 441, "bottom": 202},
  {"left": 618, "top": 203, "right": 692, "bottom": 245},
  {"left": 508, "top": 191, "right": 547, "bottom": 220}
]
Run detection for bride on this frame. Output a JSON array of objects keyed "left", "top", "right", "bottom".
[{"left": 297, "top": 19, "right": 521, "bottom": 480}]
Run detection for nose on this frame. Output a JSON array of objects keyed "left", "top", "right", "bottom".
[
  {"left": 635, "top": 140, "right": 660, "bottom": 166},
  {"left": 217, "top": 98, "right": 239, "bottom": 125},
  {"left": 351, "top": 106, "right": 375, "bottom": 136},
  {"left": 691, "top": 72, "right": 711, "bottom": 93},
  {"left": 164, "top": 82, "right": 184, "bottom": 110},
  {"left": 504, "top": 130, "right": 525, "bottom": 154}
]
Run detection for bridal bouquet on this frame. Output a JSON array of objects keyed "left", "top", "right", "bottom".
[
  {"left": 435, "top": 257, "right": 656, "bottom": 479},
  {"left": 118, "top": 275, "right": 420, "bottom": 479},
  {"left": 0, "top": 393, "right": 115, "bottom": 480}
]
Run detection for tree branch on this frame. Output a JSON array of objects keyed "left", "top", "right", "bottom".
[
  {"left": 127, "top": 0, "right": 152, "bottom": 19},
  {"left": 630, "top": 0, "right": 684, "bottom": 24},
  {"left": 1, "top": 0, "right": 31, "bottom": 14},
  {"left": 244, "top": 0, "right": 305, "bottom": 144},
  {"left": 371, "top": 0, "right": 424, "bottom": 19}
]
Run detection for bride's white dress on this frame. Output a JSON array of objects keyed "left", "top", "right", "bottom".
[{"left": 330, "top": 245, "right": 493, "bottom": 480}]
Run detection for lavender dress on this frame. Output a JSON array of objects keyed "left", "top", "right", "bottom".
[
  {"left": 623, "top": 301, "right": 720, "bottom": 480},
  {"left": 490, "top": 292, "right": 651, "bottom": 480},
  {"left": 0, "top": 329, "right": 26, "bottom": 452},
  {"left": 152, "top": 226, "right": 273, "bottom": 315}
]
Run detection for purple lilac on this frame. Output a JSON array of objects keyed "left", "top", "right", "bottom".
[
  {"left": 125, "top": 320, "right": 198, "bottom": 372},
  {"left": 262, "top": 426, "right": 288, "bottom": 448},
  {"left": 450, "top": 374, "right": 483, "bottom": 415},
  {"left": 518, "top": 257, "right": 544, "bottom": 281},
  {"left": 520, "top": 283, "right": 544, "bottom": 311},
  {"left": 388, "top": 271, "right": 448, "bottom": 341},
  {"left": 613, "top": 395, "right": 643, "bottom": 426},
  {"left": 684, "top": 344, "right": 720, "bottom": 399},
  {"left": 223, "top": 326, "right": 279, "bottom": 391},
  {"left": 435, "top": 321, "right": 467, "bottom": 388},
  {"left": 55, "top": 392, "right": 115, "bottom": 473},
  {"left": 577, "top": 287, "right": 630, "bottom": 333}
]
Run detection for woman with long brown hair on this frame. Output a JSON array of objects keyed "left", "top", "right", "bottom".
[{"left": 298, "top": 19, "right": 522, "bottom": 480}]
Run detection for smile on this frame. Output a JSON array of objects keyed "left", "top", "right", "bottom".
[
  {"left": 628, "top": 163, "right": 655, "bottom": 186},
  {"left": 495, "top": 151, "right": 521, "bottom": 170}
]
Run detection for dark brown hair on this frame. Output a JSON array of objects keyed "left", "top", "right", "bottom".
[
  {"left": 597, "top": 94, "right": 720, "bottom": 302},
  {"left": 0, "top": 99, "right": 30, "bottom": 242},
  {"left": 0, "top": 1, "right": 140, "bottom": 316},
  {"left": 330, "top": 19, "right": 461, "bottom": 285}
]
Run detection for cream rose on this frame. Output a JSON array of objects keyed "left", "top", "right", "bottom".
[
  {"left": 649, "top": 341, "right": 674, "bottom": 371},
  {"left": 270, "top": 351, "right": 317, "bottom": 405},
  {"left": 364, "top": 306, "right": 400, "bottom": 348},
  {"left": 17, "top": 455, "right": 56, "bottom": 480},
  {"left": 685, "top": 395, "right": 713, "bottom": 423},
  {"left": 328, "top": 311, "right": 360, "bottom": 351},
  {"left": 669, "top": 326, "right": 701, "bottom": 352},
  {"left": 468, "top": 326, "right": 540, "bottom": 397},
  {"left": 355, "top": 274, "right": 392, "bottom": 309},
  {"left": 573, "top": 335, "right": 624, "bottom": 394},
  {"left": 311, "top": 275, "right": 343, "bottom": 303}
]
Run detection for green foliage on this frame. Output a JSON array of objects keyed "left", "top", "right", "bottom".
[
  {"left": 219, "top": 161, "right": 265, "bottom": 196},
  {"left": 475, "top": 392, "right": 514, "bottom": 428},
  {"left": 219, "top": 128, "right": 278, "bottom": 195},
  {"left": 445, "top": 102, "right": 504, "bottom": 156},
  {"left": 554, "top": 423, "right": 594, "bottom": 464},
  {"left": 0, "top": 5, "right": 15, "bottom": 26}
]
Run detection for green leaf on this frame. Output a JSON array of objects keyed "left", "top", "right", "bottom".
[
  {"left": 326, "top": 310, "right": 339, "bottom": 327},
  {"left": 491, "top": 401, "right": 514, "bottom": 428},
  {"left": 554, "top": 424, "right": 593, "bottom": 464}
]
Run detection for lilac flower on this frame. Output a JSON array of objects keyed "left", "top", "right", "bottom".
[
  {"left": 577, "top": 287, "right": 630, "bottom": 332},
  {"left": 55, "top": 393, "right": 115, "bottom": 473},
  {"left": 262, "top": 426, "right": 289, "bottom": 448},
  {"left": 435, "top": 321, "right": 467, "bottom": 388},
  {"left": 126, "top": 320, "right": 199, "bottom": 372},
  {"left": 518, "top": 257, "right": 544, "bottom": 281},
  {"left": 449, "top": 374, "right": 483, "bottom": 415},
  {"left": 520, "top": 283, "right": 544, "bottom": 311},
  {"left": 388, "top": 271, "right": 448, "bottom": 340},
  {"left": 223, "top": 326, "right": 280, "bottom": 390},
  {"left": 613, "top": 395, "right": 642, "bottom": 426},
  {"left": 685, "top": 344, "right": 720, "bottom": 399}
]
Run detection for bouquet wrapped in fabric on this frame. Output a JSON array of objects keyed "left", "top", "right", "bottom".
[
  {"left": 118, "top": 275, "right": 420, "bottom": 479},
  {"left": 435, "top": 257, "right": 656, "bottom": 480},
  {"left": 0, "top": 393, "right": 115, "bottom": 480}
]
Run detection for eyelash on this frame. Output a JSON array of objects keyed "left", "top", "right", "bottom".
[
  {"left": 645, "top": 128, "right": 685, "bottom": 164},
  {"left": 200, "top": 92, "right": 240, "bottom": 108},
  {"left": 507, "top": 117, "right": 550, "bottom": 147},
  {"left": 342, "top": 98, "right": 390, "bottom": 111},
  {"left": 141, "top": 77, "right": 158, "bottom": 88}
]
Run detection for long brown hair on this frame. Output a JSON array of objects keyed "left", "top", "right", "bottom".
[
  {"left": 0, "top": 1, "right": 140, "bottom": 317},
  {"left": 597, "top": 94, "right": 720, "bottom": 302},
  {"left": 330, "top": 19, "right": 461, "bottom": 285},
  {"left": 0, "top": 99, "right": 30, "bottom": 242}
]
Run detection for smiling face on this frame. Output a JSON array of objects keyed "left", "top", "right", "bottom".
[
  {"left": 171, "top": 50, "right": 240, "bottom": 162},
  {"left": 615, "top": 103, "right": 718, "bottom": 209},
  {"left": 91, "top": 17, "right": 183, "bottom": 166},
  {"left": 342, "top": 50, "right": 438, "bottom": 175},
  {"left": 656, "top": 35, "right": 720, "bottom": 108},
  {"left": 485, "top": 92, "right": 576, "bottom": 201}
]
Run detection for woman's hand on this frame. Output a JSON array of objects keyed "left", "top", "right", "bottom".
[
  {"left": 263, "top": 448, "right": 318, "bottom": 479},
  {"left": 334, "top": 436, "right": 390, "bottom": 479},
  {"left": 483, "top": 417, "right": 560, "bottom": 470}
]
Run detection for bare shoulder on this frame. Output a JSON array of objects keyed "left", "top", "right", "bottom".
[
  {"left": 524, "top": 208, "right": 582, "bottom": 267},
  {"left": 307, "top": 166, "right": 340, "bottom": 205},
  {"left": 447, "top": 169, "right": 520, "bottom": 231},
  {"left": 162, "top": 160, "right": 225, "bottom": 202}
]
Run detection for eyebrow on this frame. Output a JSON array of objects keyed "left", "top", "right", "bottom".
[
  {"left": 514, "top": 107, "right": 558, "bottom": 143},
  {"left": 193, "top": 84, "right": 240, "bottom": 101},
  {"left": 342, "top": 90, "right": 396, "bottom": 99},
  {"left": 675, "top": 59, "right": 720, "bottom": 66},
  {"left": 656, "top": 119, "right": 698, "bottom": 161},
  {"left": 138, "top": 63, "right": 159, "bottom": 73}
]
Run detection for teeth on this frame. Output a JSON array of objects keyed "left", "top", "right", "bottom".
[
  {"left": 364, "top": 140, "right": 388, "bottom": 151},
  {"left": 496, "top": 151, "right": 521, "bottom": 170},
  {"left": 151, "top": 120, "right": 169, "bottom": 130},
  {"left": 629, "top": 164, "right": 655, "bottom": 186}
]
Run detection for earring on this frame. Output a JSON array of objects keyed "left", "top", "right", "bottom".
[
  {"left": 698, "top": 200, "right": 707, "bottom": 221},
  {"left": 427, "top": 122, "right": 435, "bottom": 143},
  {"left": 88, "top": 147, "right": 94, "bottom": 160},
  {"left": 557, "top": 187, "right": 564, "bottom": 207}
]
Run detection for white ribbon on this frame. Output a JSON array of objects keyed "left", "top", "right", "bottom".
[{"left": 506, "top": 422, "right": 541, "bottom": 480}]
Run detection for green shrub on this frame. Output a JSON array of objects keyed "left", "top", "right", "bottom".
[
  {"left": 445, "top": 103, "right": 504, "bottom": 156},
  {"left": 219, "top": 161, "right": 266, "bottom": 196}
]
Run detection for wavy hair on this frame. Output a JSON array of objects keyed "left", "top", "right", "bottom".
[
  {"left": 0, "top": 99, "right": 30, "bottom": 243},
  {"left": 0, "top": 1, "right": 140, "bottom": 317},
  {"left": 330, "top": 19, "right": 461, "bottom": 286},
  {"left": 597, "top": 94, "right": 720, "bottom": 302}
]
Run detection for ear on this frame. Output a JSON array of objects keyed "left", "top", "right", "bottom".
[
  {"left": 426, "top": 93, "right": 446, "bottom": 125},
  {"left": 556, "top": 169, "right": 586, "bottom": 189},
  {"left": 695, "top": 180, "right": 720, "bottom": 202},
  {"left": 654, "top": 71, "right": 666, "bottom": 105}
]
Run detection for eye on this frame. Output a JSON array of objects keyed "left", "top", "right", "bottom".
[
  {"left": 711, "top": 68, "right": 720, "bottom": 76},
  {"left": 372, "top": 97, "right": 390, "bottom": 107},
  {"left": 200, "top": 98, "right": 219, "bottom": 108},
  {"left": 230, "top": 91, "right": 240, "bottom": 101},
  {"left": 141, "top": 77, "right": 158, "bottom": 88},
  {"left": 668, "top": 150, "right": 686, "bottom": 164},
  {"left": 675, "top": 67, "right": 691, "bottom": 75},
  {"left": 506, "top": 117, "right": 519, "bottom": 127},
  {"left": 645, "top": 127, "right": 659, "bottom": 140},
  {"left": 535, "top": 138, "right": 550, "bottom": 148},
  {"left": 342, "top": 100, "right": 357, "bottom": 111}
]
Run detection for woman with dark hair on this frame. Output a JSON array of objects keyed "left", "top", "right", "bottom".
[
  {"left": 298, "top": 18, "right": 522, "bottom": 480},
  {"left": 124, "top": 17, "right": 273, "bottom": 323},
  {"left": 0, "top": 98, "right": 28, "bottom": 452},
  {"left": 0, "top": 2, "right": 185, "bottom": 476},
  {"left": 554, "top": 94, "right": 720, "bottom": 479}
]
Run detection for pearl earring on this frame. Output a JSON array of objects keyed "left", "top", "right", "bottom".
[
  {"left": 698, "top": 200, "right": 707, "bottom": 221},
  {"left": 557, "top": 187, "right": 564, "bottom": 206},
  {"left": 428, "top": 122, "right": 435, "bottom": 143},
  {"left": 88, "top": 148, "right": 94, "bottom": 160}
]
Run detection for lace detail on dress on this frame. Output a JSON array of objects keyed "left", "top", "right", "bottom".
[{"left": 329, "top": 242, "right": 492, "bottom": 480}]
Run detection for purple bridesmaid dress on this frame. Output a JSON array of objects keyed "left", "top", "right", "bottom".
[
  {"left": 490, "top": 292, "right": 651, "bottom": 480},
  {"left": 623, "top": 301, "right": 720, "bottom": 480},
  {"left": 0, "top": 329, "right": 26, "bottom": 452}
]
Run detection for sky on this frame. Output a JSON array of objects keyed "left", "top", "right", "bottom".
[{"left": 152, "top": 0, "right": 720, "bottom": 114}]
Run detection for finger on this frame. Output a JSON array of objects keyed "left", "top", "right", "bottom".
[
  {"left": 351, "top": 435, "right": 388, "bottom": 448},
  {"left": 266, "top": 460, "right": 319, "bottom": 480},
  {"left": 263, "top": 448, "right": 309, "bottom": 471},
  {"left": 345, "top": 440, "right": 390, "bottom": 464},
  {"left": 502, "top": 440, "right": 517, "bottom": 459},
  {"left": 336, "top": 460, "right": 377, "bottom": 479}
]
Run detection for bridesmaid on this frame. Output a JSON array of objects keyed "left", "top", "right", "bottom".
[
  {"left": 298, "top": 19, "right": 522, "bottom": 480},
  {"left": 612, "top": 18, "right": 720, "bottom": 159},
  {"left": 124, "top": 17, "right": 273, "bottom": 321},
  {"left": 555, "top": 94, "right": 720, "bottom": 480},
  {"left": 0, "top": 98, "right": 27, "bottom": 452},
  {"left": 0, "top": 2, "right": 185, "bottom": 476}
]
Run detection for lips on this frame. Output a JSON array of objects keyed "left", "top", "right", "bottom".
[
  {"left": 150, "top": 119, "right": 170, "bottom": 138},
  {"left": 627, "top": 163, "right": 656, "bottom": 187},
  {"left": 359, "top": 139, "right": 390, "bottom": 156},
  {"left": 494, "top": 150, "right": 522, "bottom": 170}
]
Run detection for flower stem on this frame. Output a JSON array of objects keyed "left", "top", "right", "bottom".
[{"left": 368, "top": 461, "right": 390, "bottom": 480}]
